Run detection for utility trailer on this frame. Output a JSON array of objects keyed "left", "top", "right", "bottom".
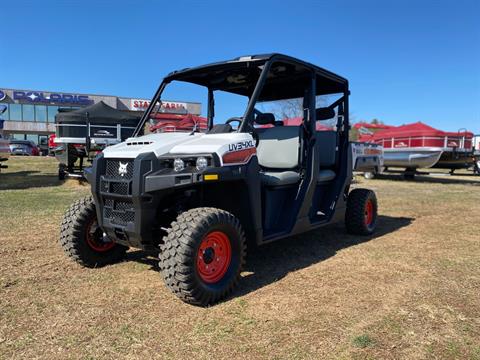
[
  {"left": 60, "top": 54, "right": 379, "bottom": 306},
  {"left": 351, "top": 141, "right": 384, "bottom": 178},
  {"left": 53, "top": 102, "right": 140, "bottom": 179}
]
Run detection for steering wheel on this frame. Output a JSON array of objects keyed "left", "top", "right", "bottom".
[
  {"left": 225, "top": 117, "right": 243, "bottom": 128},
  {"left": 225, "top": 117, "right": 260, "bottom": 147}
]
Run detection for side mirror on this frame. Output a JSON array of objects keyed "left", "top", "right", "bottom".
[{"left": 316, "top": 107, "right": 335, "bottom": 121}]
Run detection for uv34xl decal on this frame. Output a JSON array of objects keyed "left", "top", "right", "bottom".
[
  {"left": 228, "top": 140, "right": 254, "bottom": 152},
  {"left": 223, "top": 140, "right": 256, "bottom": 165}
]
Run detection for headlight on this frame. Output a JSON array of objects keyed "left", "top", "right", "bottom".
[
  {"left": 196, "top": 156, "right": 208, "bottom": 171},
  {"left": 173, "top": 158, "right": 185, "bottom": 172}
]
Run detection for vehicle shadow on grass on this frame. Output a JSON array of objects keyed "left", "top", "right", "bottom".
[
  {"left": 372, "top": 173, "right": 480, "bottom": 185},
  {"left": 0, "top": 170, "right": 61, "bottom": 190},
  {"left": 125, "top": 215, "right": 413, "bottom": 300},
  {"left": 236, "top": 214, "right": 413, "bottom": 297}
]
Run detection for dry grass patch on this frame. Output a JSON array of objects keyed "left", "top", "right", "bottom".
[{"left": 1, "top": 157, "right": 479, "bottom": 359}]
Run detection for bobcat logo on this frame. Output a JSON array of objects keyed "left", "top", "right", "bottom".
[{"left": 118, "top": 162, "right": 128, "bottom": 177}]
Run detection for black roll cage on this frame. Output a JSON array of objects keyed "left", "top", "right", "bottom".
[{"left": 133, "top": 54, "right": 349, "bottom": 137}]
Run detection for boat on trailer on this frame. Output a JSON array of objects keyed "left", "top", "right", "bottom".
[{"left": 358, "top": 122, "right": 475, "bottom": 176}]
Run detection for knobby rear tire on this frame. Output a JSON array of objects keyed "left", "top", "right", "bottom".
[{"left": 345, "top": 188, "right": 378, "bottom": 235}]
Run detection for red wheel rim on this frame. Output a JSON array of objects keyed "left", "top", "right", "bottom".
[
  {"left": 364, "top": 199, "right": 374, "bottom": 227},
  {"left": 85, "top": 218, "right": 115, "bottom": 252},
  {"left": 196, "top": 231, "right": 232, "bottom": 284}
]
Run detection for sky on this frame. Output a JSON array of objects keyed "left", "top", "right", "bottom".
[{"left": 1, "top": 0, "right": 479, "bottom": 133}]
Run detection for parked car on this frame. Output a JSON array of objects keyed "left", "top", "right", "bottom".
[
  {"left": 48, "top": 134, "right": 58, "bottom": 156},
  {"left": 9, "top": 140, "right": 40, "bottom": 156}
]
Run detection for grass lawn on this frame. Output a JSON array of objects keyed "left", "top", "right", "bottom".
[{"left": 1, "top": 156, "right": 479, "bottom": 359}]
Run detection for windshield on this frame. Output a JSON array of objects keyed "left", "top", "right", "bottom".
[{"left": 139, "top": 80, "right": 249, "bottom": 135}]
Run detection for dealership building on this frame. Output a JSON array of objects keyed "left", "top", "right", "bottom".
[{"left": 0, "top": 87, "right": 201, "bottom": 146}]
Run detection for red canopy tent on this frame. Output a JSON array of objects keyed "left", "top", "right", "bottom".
[{"left": 149, "top": 113, "right": 208, "bottom": 133}]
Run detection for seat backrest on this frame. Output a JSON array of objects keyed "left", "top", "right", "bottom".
[
  {"left": 256, "top": 126, "right": 300, "bottom": 169},
  {"left": 316, "top": 130, "right": 337, "bottom": 166}
]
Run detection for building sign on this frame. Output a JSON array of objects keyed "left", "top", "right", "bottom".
[
  {"left": 0, "top": 90, "right": 6, "bottom": 101},
  {"left": 130, "top": 99, "right": 187, "bottom": 113},
  {"left": 13, "top": 91, "right": 94, "bottom": 105}
]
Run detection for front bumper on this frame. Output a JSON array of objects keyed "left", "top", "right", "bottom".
[
  {"left": 88, "top": 152, "right": 239, "bottom": 249},
  {"left": 87, "top": 152, "right": 159, "bottom": 249}
]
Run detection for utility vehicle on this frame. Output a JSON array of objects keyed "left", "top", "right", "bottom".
[{"left": 60, "top": 54, "right": 378, "bottom": 306}]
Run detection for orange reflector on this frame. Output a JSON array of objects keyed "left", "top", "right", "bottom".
[{"left": 204, "top": 174, "right": 219, "bottom": 181}]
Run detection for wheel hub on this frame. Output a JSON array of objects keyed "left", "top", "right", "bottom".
[
  {"left": 196, "top": 231, "right": 232, "bottom": 284},
  {"left": 86, "top": 218, "right": 115, "bottom": 252},
  {"left": 202, "top": 247, "right": 215, "bottom": 264},
  {"left": 364, "top": 199, "right": 374, "bottom": 227}
]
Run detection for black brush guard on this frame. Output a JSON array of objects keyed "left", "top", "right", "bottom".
[{"left": 86, "top": 152, "right": 162, "bottom": 250}]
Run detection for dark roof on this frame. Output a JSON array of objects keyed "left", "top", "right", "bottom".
[
  {"left": 165, "top": 53, "right": 348, "bottom": 101},
  {"left": 9, "top": 140, "right": 35, "bottom": 145},
  {"left": 55, "top": 101, "right": 141, "bottom": 127}
]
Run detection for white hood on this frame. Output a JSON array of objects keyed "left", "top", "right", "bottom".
[
  {"left": 102, "top": 132, "right": 197, "bottom": 158},
  {"left": 102, "top": 132, "right": 255, "bottom": 163}
]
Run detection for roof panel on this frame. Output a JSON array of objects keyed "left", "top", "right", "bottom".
[{"left": 166, "top": 53, "right": 347, "bottom": 100}]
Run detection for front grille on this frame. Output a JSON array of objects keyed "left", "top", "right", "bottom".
[
  {"left": 103, "top": 199, "right": 135, "bottom": 225},
  {"left": 105, "top": 159, "right": 134, "bottom": 180},
  {"left": 111, "top": 182, "right": 130, "bottom": 195},
  {"left": 100, "top": 178, "right": 131, "bottom": 196}
]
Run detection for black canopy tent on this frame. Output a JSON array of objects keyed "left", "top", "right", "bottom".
[
  {"left": 53, "top": 101, "right": 142, "bottom": 180},
  {"left": 55, "top": 101, "right": 141, "bottom": 141}
]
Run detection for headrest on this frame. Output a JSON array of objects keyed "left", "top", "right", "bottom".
[
  {"left": 316, "top": 107, "right": 335, "bottom": 121},
  {"left": 255, "top": 113, "right": 275, "bottom": 125}
]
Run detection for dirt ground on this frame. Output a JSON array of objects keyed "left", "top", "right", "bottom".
[{"left": 1, "top": 157, "right": 479, "bottom": 360}]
